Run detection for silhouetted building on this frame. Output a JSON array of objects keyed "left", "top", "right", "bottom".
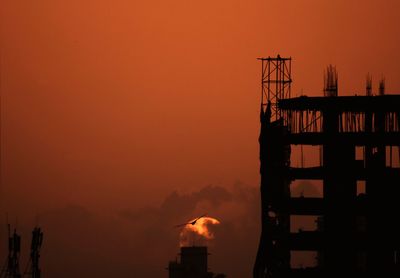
[
  {"left": 253, "top": 56, "right": 400, "bottom": 278},
  {"left": 168, "top": 246, "right": 226, "bottom": 278}
]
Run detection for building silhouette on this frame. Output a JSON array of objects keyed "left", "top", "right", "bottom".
[
  {"left": 168, "top": 246, "right": 226, "bottom": 278},
  {"left": 253, "top": 56, "right": 400, "bottom": 277}
]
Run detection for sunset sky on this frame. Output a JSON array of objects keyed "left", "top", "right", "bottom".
[{"left": 1, "top": 0, "right": 400, "bottom": 277}]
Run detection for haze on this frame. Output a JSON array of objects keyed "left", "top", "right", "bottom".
[{"left": 1, "top": 0, "right": 400, "bottom": 277}]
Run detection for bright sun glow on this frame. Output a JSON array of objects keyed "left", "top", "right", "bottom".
[{"left": 179, "top": 217, "right": 220, "bottom": 246}]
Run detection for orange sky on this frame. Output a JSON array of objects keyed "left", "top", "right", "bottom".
[{"left": 1, "top": 0, "right": 400, "bottom": 277}]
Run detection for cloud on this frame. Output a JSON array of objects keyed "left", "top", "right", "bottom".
[
  {"left": 4, "top": 182, "right": 318, "bottom": 278},
  {"left": 118, "top": 183, "right": 259, "bottom": 277},
  {"left": 54, "top": 183, "right": 255, "bottom": 277}
]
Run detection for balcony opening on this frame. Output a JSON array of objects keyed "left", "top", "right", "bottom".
[
  {"left": 290, "top": 215, "right": 319, "bottom": 233},
  {"left": 291, "top": 145, "right": 322, "bottom": 168},
  {"left": 357, "top": 180, "right": 366, "bottom": 196},
  {"left": 290, "top": 180, "right": 323, "bottom": 198},
  {"left": 386, "top": 146, "right": 400, "bottom": 168},
  {"left": 355, "top": 146, "right": 364, "bottom": 161}
]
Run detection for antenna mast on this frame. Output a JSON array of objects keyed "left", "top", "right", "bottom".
[
  {"left": 24, "top": 227, "right": 43, "bottom": 278},
  {"left": 1, "top": 227, "right": 22, "bottom": 278}
]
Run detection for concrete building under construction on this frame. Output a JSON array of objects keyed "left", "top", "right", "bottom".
[{"left": 253, "top": 56, "right": 400, "bottom": 277}]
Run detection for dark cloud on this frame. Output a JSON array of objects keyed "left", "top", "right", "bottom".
[
  {"left": 120, "top": 185, "right": 232, "bottom": 224},
  {"left": 0, "top": 182, "right": 318, "bottom": 277},
  {"left": 117, "top": 183, "right": 260, "bottom": 277},
  {"left": 0, "top": 184, "right": 256, "bottom": 277}
]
